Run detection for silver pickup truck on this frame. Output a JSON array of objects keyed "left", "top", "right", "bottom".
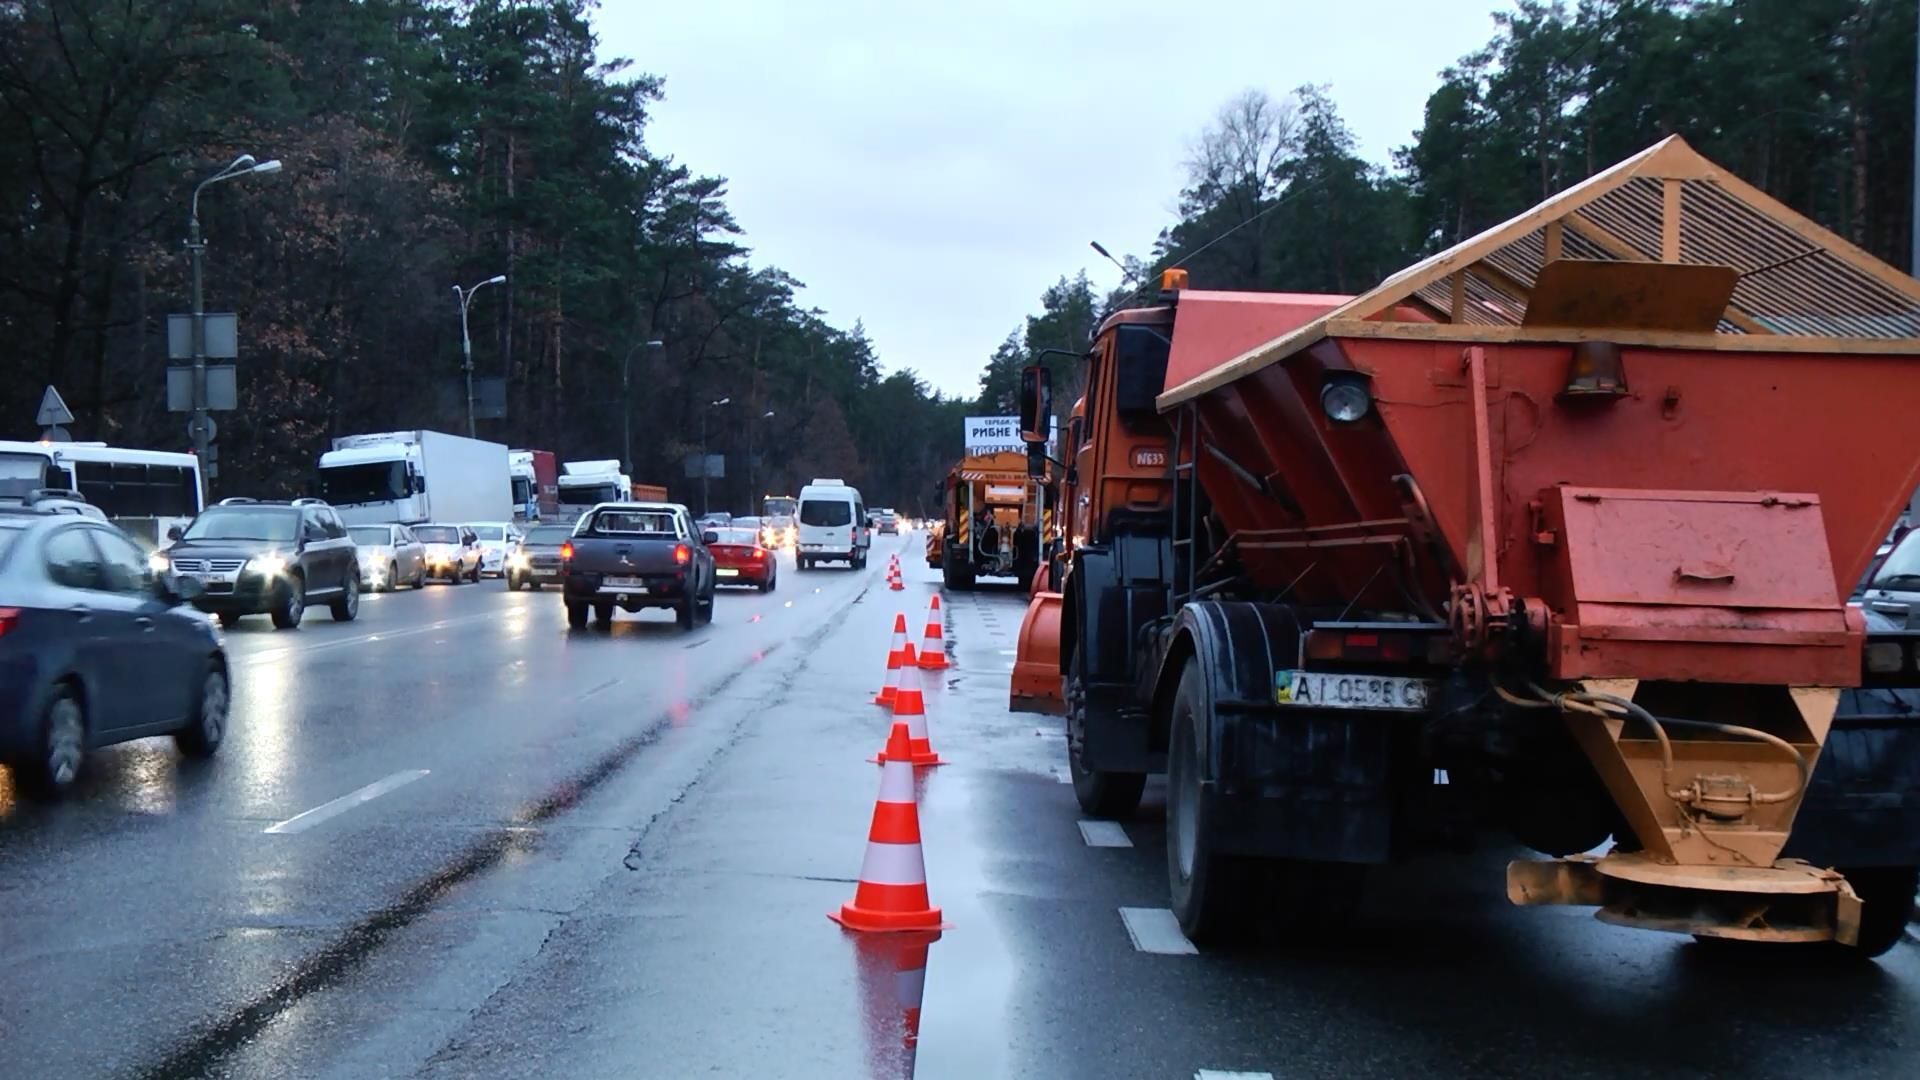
[{"left": 560, "top": 502, "right": 716, "bottom": 631}]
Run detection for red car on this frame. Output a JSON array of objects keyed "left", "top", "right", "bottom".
[{"left": 705, "top": 527, "right": 777, "bottom": 592}]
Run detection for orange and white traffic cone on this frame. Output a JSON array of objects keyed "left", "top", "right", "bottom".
[
  {"left": 887, "top": 562, "right": 904, "bottom": 591},
  {"left": 832, "top": 720, "right": 948, "bottom": 932},
  {"left": 916, "top": 594, "right": 948, "bottom": 670},
  {"left": 875, "top": 644, "right": 943, "bottom": 766},
  {"left": 874, "top": 613, "right": 909, "bottom": 707}
]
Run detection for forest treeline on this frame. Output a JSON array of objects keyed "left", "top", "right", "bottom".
[
  {"left": 3, "top": 1, "right": 1909, "bottom": 515},
  {"left": 984, "top": 0, "right": 1914, "bottom": 420}
]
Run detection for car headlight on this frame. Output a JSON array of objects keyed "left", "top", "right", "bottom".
[
  {"left": 148, "top": 552, "right": 171, "bottom": 574},
  {"left": 508, "top": 552, "right": 530, "bottom": 569},
  {"left": 246, "top": 554, "right": 287, "bottom": 577}
]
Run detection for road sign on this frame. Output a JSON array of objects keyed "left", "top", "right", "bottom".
[
  {"left": 167, "top": 314, "right": 238, "bottom": 360},
  {"left": 167, "top": 365, "right": 237, "bottom": 411},
  {"left": 42, "top": 425, "right": 71, "bottom": 443},
  {"left": 187, "top": 414, "right": 218, "bottom": 443},
  {"left": 36, "top": 385, "right": 74, "bottom": 427}
]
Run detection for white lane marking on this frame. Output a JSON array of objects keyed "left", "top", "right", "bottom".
[
  {"left": 576, "top": 678, "right": 622, "bottom": 702},
  {"left": 1119, "top": 907, "right": 1199, "bottom": 955},
  {"left": 998, "top": 649, "right": 1019, "bottom": 656},
  {"left": 263, "top": 770, "right": 430, "bottom": 835},
  {"left": 1196, "top": 1072, "right": 1275, "bottom": 1080},
  {"left": 1078, "top": 821, "right": 1132, "bottom": 848}
]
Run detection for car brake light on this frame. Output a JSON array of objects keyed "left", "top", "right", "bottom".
[
  {"left": 560, "top": 541, "right": 574, "bottom": 561},
  {"left": 674, "top": 543, "right": 691, "bottom": 565},
  {"left": 752, "top": 548, "right": 765, "bottom": 560},
  {"left": 0, "top": 607, "right": 18, "bottom": 639}
]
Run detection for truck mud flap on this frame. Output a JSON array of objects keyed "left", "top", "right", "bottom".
[{"left": 1208, "top": 703, "right": 1395, "bottom": 863}]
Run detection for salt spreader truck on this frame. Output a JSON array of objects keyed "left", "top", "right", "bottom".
[{"left": 1009, "top": 137, "right": 1920, "bottom": 955}]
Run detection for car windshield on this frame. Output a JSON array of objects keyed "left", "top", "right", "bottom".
[
  {"left": 414, "top": 525, "right": 459, "bottom": 543},
  {"left": 559, "top": 483, "right": 617, "bottom": 505},
  {"left": 348, "top": 526, "right": 393, "bottom": 547},
  {"left": 800, "top": 500, "right": 851, "bottom": 527},
  {"left": 469, "top": 525, "right": 505, "bottom": 541},
  {"left": 0, "top": 451, "right": 51, "bottom": 500},
  {"left": 713, "top": 528, "right": 760, "bottom": 546},
  {"left": 1873, "top": 532, "right": 1920, "bottom": 587},
  {"left": 319, "top": 459, "right": 408, "bottom": 505},
  {"left": 592, "top": 510, "right": 676, "bottom": 536},
  {"left": 524, "top": 526, "right": 571, "bottom": 544},
  {"left": 734, "top": 516, "right": 761, "bottom": 530},
  {"left": 183, "top": 508, "right": 298, "bottom": 542}
]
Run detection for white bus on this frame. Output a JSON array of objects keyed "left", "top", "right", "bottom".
[{"left": 0, "top": 440, "right": 204, "bottom": 548}]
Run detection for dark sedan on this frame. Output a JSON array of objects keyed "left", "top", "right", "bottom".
[
  {"left": 507, "top": 523, "right": 572, "bottom": 591},
  {"left": 0, "top": 508, "right": 229, "bottom": 797}
]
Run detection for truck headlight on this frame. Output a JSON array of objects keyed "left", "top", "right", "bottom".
[{"left": 247, "top": 554, "right": 287, "bottom": 577}]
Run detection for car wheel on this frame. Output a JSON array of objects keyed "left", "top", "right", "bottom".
[
  {"left": 380, "top": 562, "right": 397, "bottom": 593},
  {"left": 470, "top": 562, "right": 482, "bottom": 584},
  {"left": 566, "top": 602, "right": 589, "bottom": 630},
  {"left": 21, "top": 683, "right": 87, "bottom": 799},
  {"left": 175, "top": 662, "right": 228, "bottom": 758},
  {"left": 330, "top": 574, "right": 359, "bottom": 621},
  {"left": 760, "top": 568, "right": 776, "bottom": 593},
  {"left": 677, "top": 591, "right": 696, "bottom": 630},
  {"left": 508, "top": 572, "right": 522, "bottom": 592},
  {"left": 216, "top": 611, "right": 241, "bottom": 628},
  {"left": 447, "top": 567, "right": 462, "bottom": 585},
  {"left": 270, "top": 577, "right": 306, "bottom": 629},
  {"left": 413, "top": 566, "right": 427, "bottom": 589}
]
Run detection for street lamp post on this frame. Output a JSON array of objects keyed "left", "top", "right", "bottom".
[
  {"left": 453, "top": 274, "right": 508, "bottom": 437},
  {"left": 624, "top": 339, "right": 665, "bottom": 473},
  {"left": 746, "top": 409, "right": 774, "bottom": 501},
  {"left": 702, "top": 396, "right": 730, "bottom": 517},
  {"left": 187, "top": 153, "right": 281, "bottom": 487}
]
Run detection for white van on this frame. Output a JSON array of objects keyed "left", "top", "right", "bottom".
[{"left": 796, "top": 479, "right": 870, "bottom": 570}]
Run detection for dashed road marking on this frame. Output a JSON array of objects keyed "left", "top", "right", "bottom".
[
  {"left": 576, "top": 678, "right": 622, "bottom": 702},
  {"left": 1196, "top": 1072, "right": 1275, "bottom": 1080},
  {"left": 1119, "top": 907, "right": 1198, "bottom": 955},
  {"left": 263, "top": 770, "right": 430, "bottom": 835},
  {"left": 1078, "top": 821, "right": 1132, "bottom": 848}
]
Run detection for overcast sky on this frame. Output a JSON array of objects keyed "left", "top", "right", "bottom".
[{"left": 596, "top": 1, "right": 1505, "bottom": 400}]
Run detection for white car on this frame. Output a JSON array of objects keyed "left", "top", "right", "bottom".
[
  {"left": 464, "top": 521, "right": 523, "bottom": 578},
  {"left": 412, "top": 523, "right": 483, "bottom": 583}
]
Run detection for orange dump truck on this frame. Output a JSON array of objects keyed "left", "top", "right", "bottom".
[{"left": 1010, "top": 137, "right": 1920, "bottom": 955}]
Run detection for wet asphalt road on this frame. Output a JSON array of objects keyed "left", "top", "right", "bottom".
[{"left": 1, "top": 532, "right": 1917, "bottom": 1079}]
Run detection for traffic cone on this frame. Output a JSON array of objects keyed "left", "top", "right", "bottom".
[
  {"left": 916, "top": 594, "right": 948, "bottom": 670},
  {"left": 874, "top": 613, "right": 908, "bottom": 707},
  {"left": 875, "top": 645, "right": 943, "bottom": 766},
  {"left": 831, "top": 720, "right": 948, "bottom": 932},
  {"left": 887, "top": 562, "right": 904, "bottom": 591}
]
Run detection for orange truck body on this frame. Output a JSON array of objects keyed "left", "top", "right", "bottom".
[{"left": 1014, "top": 136, "right": 1920, "bottom": 953}]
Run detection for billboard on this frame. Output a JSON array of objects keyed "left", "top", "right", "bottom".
[{"left": 964, "top": 415, "right": 1059, "bottom": 455}]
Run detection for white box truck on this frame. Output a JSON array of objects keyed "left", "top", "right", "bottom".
[
  {"left": 317, "top": 431, "right": 511, "bottom": 526},
  {"left": 554, "top": 459, "right": 632, "bottom": 525}
]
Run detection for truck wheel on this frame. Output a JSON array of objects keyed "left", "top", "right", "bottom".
[
  {"left": 677, "top": 591, "right": 696, "bottom": 630},
  {"left": 1843, "top": 866, "right": 1920, "bottom": 958},
  {"left": 329, "top": 575, "right": 359, "bottom": 622},
  {"left": 594, "top": 601, "right": 615, "bottom": 628},
  {"left": 566, "top": 602, "right": 588, "bottom": 630},
  {"left": 1066, "top": 645, "right": 1145, "bottom": 819},
  {"left": 1166, "top": 661, "right": 1250, "bottom": 943},
  {"left": 270, "top": 577, "right": 306, "bottom": 629}
]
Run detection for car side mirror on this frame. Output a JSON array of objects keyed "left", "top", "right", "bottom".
[
  {"left": 701, "top": 530, "right": 719, "bottom": 545},
  {"left": 167, "top": 524, "right": 183, "bottom": 541}
]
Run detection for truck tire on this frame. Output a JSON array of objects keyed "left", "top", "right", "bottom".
[
  {"left": 566, "top": 601, "right": 588, "bottom": 630},
  {"left": 677, "top": 590, "right": 696, "bottom": 630},
  {"left": 1842, "top": 866, "right": 1920, "bottom": 958},
  {"left": 1066, "top": 645, "right": 1145, "bottom": 819},
  {"left": 1166, "top": 661, "right": 1249, "bottom": 943},
  {"left": 593, "top": 601, "right": 615, "bottom": 628}
]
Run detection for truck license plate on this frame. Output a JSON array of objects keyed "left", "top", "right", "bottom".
[
  {"left": 605, "top": 575, "right": 645, "bottom": 589},
  {"left": 1274, "top": 670, "right": 1433, "bottom": 712}
]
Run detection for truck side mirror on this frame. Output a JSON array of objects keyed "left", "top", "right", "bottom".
[{"left": 1019, "top": 365, "right": 1051, "bottom": 443}]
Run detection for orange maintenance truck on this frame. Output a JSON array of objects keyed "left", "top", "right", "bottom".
[
  {"left": 929, "top": 450, "right": 1054, "bottom": 591},
  {"left": 1009, "top": 137, "right": 1920, "bottom": 955}
]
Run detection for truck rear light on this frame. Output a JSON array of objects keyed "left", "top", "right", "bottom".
[
  {"left": 1304, "top": 628, "right": 1421, "bottom": 663},
  {"left": 560, "top": 541, "right": 573, "bottom": 562},
  {"left": 0, "top": 607, "right": 18, "bottom": 640},
  {"left": 674, "top": 543, "right": 691, "bottom": 565},
  {"left": 1865, "top": 641, "right": 1907, "bottom": 674}
]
